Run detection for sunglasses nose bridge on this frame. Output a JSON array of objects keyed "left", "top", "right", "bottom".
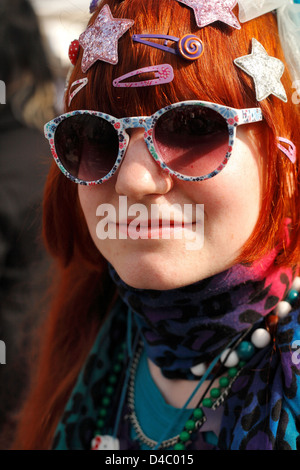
[{"left": 120, "top": 116, "right": 151, "bottom": 132}]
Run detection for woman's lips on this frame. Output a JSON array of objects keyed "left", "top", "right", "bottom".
[{"left": 116, "top": 220, "right": 197, "bottom": 238}]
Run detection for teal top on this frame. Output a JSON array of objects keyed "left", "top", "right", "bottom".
[{"left": 131, "top": 348, "right": 218, "bottom": 449}]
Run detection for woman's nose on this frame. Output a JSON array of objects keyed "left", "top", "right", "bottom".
[{"left": 114, "top": 128, "right": 174, "bottom": 200}]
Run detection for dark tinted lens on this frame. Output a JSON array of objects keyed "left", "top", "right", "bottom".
[
  {"left": 153, "top": 105, "right": 229, "bottom": 177},
  {"left": 55, "top": 114, "right": 119, "bottom": 181}
]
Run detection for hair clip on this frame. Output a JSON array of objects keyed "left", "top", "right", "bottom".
[
  {"left": 234, "top": 38, "right": 287, "bottom": 102},
  {"left": 68, "top": 40, "right": 80, "bottom": 66},
  {"left": 79, "top": 4, "right": 134, "bottom": 72},
  {"left": 113, "top": 64, "right": 174, "bottom": 88},
  {"left": 175, "top": 0, "right": 240, "bottom": 29},
  {"left": 68, "top": 78, "right": 89, "bottom": 107},
  {"left": 132, "top": 33, "right": 204, "bottom": 61},
  {"left": 277, "top": 137, "right": 297, "bottom": 164},
  {"left": 89, "top": 0, "right": 101, "bottom": 14},
  {"left": 237, "top": 0, "right": 286, "bottom": 23}
]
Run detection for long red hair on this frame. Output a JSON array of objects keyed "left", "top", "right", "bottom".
[{"left": 13, "top": 0, "right": 300, "bottom": 449}]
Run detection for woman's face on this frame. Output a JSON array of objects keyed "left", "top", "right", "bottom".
[{"left": 78, "top": 120, "right": 265, "bottom": 290}]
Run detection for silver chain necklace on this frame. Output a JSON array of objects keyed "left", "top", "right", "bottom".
[{"left": 126, "top": 343, "right": 242, "bottom": 450}]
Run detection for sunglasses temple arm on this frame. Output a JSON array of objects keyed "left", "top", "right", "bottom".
[{"left": 236, "top": 107, "right": 264, "bottom": 125}]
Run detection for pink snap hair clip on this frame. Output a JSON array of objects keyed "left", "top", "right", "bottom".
[
  {"left": 277, "top": 137, "right": 297, "bottom": 164},
  {"left": 112, "top": 64, "right": 174, "bottom": 88},
  {"left": 68, "top": 78, "right": 88, "bottom": 107}
]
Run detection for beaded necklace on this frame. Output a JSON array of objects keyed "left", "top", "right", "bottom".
[{"left": 91, "top": 276, "right": 300, "bottom": 451}]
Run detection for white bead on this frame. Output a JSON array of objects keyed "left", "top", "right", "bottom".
[
  {"left": 190, "top": 362, "right": 206, "bottom": 376},
  {"left": 275, "top": 300, "right": 292, "bottom": 319},
  {"left": 220, "top": 349, "right": 239, "bottom": 367},
  {"left": 251, "top": 328, "right": 271, "bottom": 349},
  {"left": 291, "top": 277, "right": 300, "bottom": 292}
]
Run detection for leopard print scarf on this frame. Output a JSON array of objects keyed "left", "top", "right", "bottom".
[{"left": 108, "top": 248, "right": 294, "bottom": 378}]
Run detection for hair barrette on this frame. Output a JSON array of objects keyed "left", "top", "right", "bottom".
[
  {"left": 175, "top": 0, "right": 240, "bottom": 29},
  {"left": 132, "top": 33, "right": 204, "bottom": 61},
  {"left": 89, "top": 0, "right": 101, "bottom": 14},
  {"left": 68, "top": 78, "right": 89, "bottom": 107},
  {"left": 68, "top": 40, "right": 80, "bottom": 66},
  {"left": 234, "top": 38, "right": 287, "bottom": 102},
  {"left": 277, "top": 137, "right": 297, "bottom": 164},
  {"left": 79, "top": 4, "right": 134, "bottom": 72},
  {"left": 113, "top": 64, "right": 174, "bottom": 88}
]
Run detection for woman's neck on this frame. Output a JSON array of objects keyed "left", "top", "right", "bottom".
[{"left": 147, "top": 357, "right": 217, "bottom": 409}]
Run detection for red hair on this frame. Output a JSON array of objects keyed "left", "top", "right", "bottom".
[{"left": 13, "top": 0, "right": 300, "bottom": 449}]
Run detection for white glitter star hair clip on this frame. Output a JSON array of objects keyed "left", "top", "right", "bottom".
[
  {"left": 176, "top": 0, "right": 241, "bottom": 29},
  {"left": 79, "top": 4, "right": 134, "bottom": 73},
  {"left": 234, "top": 38, "right": 287, "bottom": 102}
]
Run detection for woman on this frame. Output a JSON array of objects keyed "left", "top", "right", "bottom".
[{"left": 14, "top": 0, "right": 300, "bottom": 450}]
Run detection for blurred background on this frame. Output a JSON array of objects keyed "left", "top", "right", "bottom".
[
  {"left": 0, "top": 0, "right": 91, "bottom": 449},
  {"left": 31, "top": 0, "right": 90, "bottom": 112}
]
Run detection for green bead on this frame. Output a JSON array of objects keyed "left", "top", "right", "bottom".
[
  {"left": 219, "top": 376, "right": 229, "bottom": 388},
  {"left": 228, "top": 367, "right": 238, "bottom": 378},
  {"left": 108, "top": 374, "right": 117, "bottom": 384},
  {"left": 105, "top": 385, "right": 114, "bottom": 395},
  {"left": 99, "top": 408, "right": 107, "bottom": 418},
  {"left": 210, "top": 387, "right": 221, "bottom": 398},
  {"left": 237, "top": 341, "right": 255, "bottom": 361},
  {"left": 202, "top": 397, "right": 213, "bottom": 408},
  {"left": 193, "top": 408, "right": 204, "bottom": 420},
  {"left": 173, "top": 442, "right": 186, "bottom": 450},
  {"left": 286, "top": 289, "right": 299, "bottom": 306},
  {"left": 101, "top": 396, "right": 111, "bottom": 407},
  {"left": 117, "top": 352, "right": 125, "bottom": 362},
  {"left": 179, "top": 430, "right": 190, "bottom": 442},
  {"left": 97, "top": 419, "right": 105, "bottom": 429},
  {"left": 239, "top": 360, "right": 246, "bottom": 368},
  {"left": 185, "top": 419, "right": 196, "bottom": 431},
  {"left": 113, "top": 363, "right": 122, "bottom": 373}
]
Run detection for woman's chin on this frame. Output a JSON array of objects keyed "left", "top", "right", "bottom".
[{"left": 108, "top": 259, "right": 206, "bottom": 291}]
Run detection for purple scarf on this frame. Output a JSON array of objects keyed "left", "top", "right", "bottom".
[{"left": 108, "top": 248, "right": 294, "bottom": 378}]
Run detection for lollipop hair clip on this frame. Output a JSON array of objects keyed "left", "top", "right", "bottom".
[
  {"left": 113, "top": 64, "right": 174, "bottom": 88},
  {"left": 132, "top": 33, "right": 204, "bottom": 61}
]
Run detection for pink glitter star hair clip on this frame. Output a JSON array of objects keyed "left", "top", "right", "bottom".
[
  {"left": 176, "top": 0, "right": 240, "bottom": 29},
  {"left": 79, "top": 4, "right": 134, "bottom": 73}
]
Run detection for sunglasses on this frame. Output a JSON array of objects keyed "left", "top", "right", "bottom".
[{"left": 44, "top": 100, "right": 263, "bottom": 185}]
